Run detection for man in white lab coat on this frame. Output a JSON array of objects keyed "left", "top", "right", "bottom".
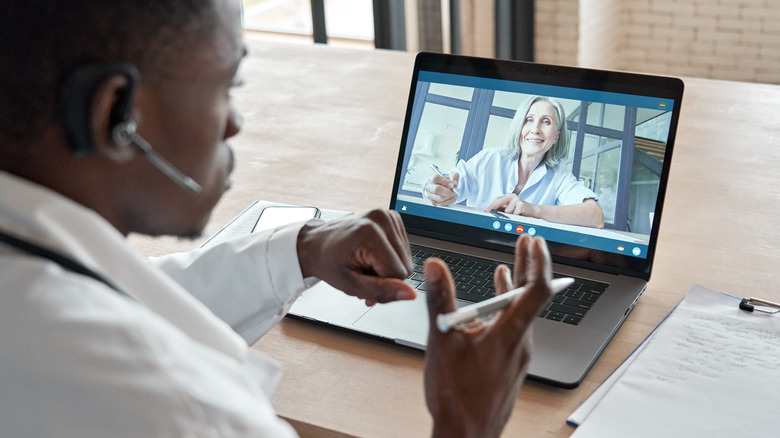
[{"left": 0, "top": 0, "right": 553, "bottom": 436}]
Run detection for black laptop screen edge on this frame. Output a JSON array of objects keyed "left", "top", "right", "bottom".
[{"left": 389, "top": 52, "right": 684, "bottom": 280}]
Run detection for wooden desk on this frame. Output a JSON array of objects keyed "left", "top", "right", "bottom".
[{"left": 130, "top": 39, "right": 780, "bottom": 437}]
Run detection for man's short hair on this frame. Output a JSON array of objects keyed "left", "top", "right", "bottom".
[{"left": 0, "top": 0, "right": 217, "bottom": 147}]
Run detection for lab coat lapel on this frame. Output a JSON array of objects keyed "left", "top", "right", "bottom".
[{"left": 0, "top": 172, "right": 247, "bottom": 363}]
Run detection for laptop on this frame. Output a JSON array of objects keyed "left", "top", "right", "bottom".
[{"left": 284, "top": 52, "right": 684, "bottom": 388}]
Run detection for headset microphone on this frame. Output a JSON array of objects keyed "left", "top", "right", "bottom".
[
  {"left": 59, "top": 62, "right": 202, "bottom": 196},
  {"left": 112, "top": 121, "right": 203, "bottom": 195}
]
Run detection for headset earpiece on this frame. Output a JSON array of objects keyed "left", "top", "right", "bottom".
[
  {"left": 58, "top": 62, "right": 140, "bottom": 156},
  {"left": 58, "top": 62, "right": 201, "bottom": 196},
  {"left": 111, "top": 120, "right": 137, "bottom": 147}
]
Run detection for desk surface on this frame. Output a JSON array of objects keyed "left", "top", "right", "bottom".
[{"left": 129, "top": 39, "right": 780, "bottom": 437}]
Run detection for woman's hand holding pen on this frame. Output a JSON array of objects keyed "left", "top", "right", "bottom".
[{"left": 425, "top": 170, "right": 460, "bottom": 206}]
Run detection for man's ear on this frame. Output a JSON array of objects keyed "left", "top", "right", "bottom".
[
  {"left": 90, "top": 75, "right": 137, "bottom": 162},
  {"left": 58, "top": 62, "right": 140, "bottom": 160}
]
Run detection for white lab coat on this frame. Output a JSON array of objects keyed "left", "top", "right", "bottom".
[{"left": 0, "top": 171, "right": 310, "bottom": 437}]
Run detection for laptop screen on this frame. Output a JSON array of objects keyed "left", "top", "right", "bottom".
[{"left": 390, "top": 53, "right": 684, "bottom": 279}]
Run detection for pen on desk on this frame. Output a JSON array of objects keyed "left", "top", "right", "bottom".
[
  {"left": 436, "top": 277, "right": 575, "bottom": 333},
  {"left": 739, "top": 296, "right": 780, "bottom": 314},
  {"left": 430, "top": 164, "right": 460, "bottom": 197}
]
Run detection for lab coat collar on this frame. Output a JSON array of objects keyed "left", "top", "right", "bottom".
[{"left": 0, "top": 171, "right": 247, "bottom": 363}]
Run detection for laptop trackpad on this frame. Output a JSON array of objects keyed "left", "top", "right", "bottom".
[{"left": 353, "top": 292, "right": 431, "bottom": 349}]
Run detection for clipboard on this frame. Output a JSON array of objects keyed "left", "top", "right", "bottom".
[{"left": 569, "top": 283, "right": 780, "bottom": 437}]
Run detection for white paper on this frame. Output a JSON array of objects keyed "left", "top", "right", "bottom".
[
  {"left": 571, "top": 284, "right": 780, "bottom": 438},
  {"left": 568, "top": 296, "right": 683, "bottom": 426},
  {"left": 566, "top": 330, "right": 651, "bottom": 426}
]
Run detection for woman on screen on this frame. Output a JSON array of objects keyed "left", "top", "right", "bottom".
[{"left": 423, "top": 95, "right": 604, "bottom": 228}]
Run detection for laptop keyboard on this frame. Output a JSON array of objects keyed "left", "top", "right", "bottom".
[
  {"left": 538, "top": 276, "right": 607, "bottom": 325},
  {"left": 407, "top": 244, "right": 607, "bottom": 325}
]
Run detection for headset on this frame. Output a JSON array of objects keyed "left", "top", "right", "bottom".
[
  {"left": 0, "top": 63, "right": 207, "bottom": 297},
  {"left": 58, "top": 62, "right": 202, "bottom": 195}
]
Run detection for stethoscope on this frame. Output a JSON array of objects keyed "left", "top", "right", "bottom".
[{"left": 0, "top": 228, "right": 132, "bottom": 299}]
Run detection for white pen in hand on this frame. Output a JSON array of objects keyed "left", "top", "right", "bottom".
[
  {"left": 436, "top": 277, "right": 575, "bottom": 333},
  {"left": 430, "top": 164, "right": 460, "bottom": 197}
]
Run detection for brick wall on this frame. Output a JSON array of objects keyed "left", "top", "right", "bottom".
[
  {"left": 535, "top": 0, "right": 580, "bottom": 66},
  {"left": 533, "top": 0, "right": 780, "bottom": 84}
]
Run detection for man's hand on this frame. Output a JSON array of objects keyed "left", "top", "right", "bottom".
[
  {"left": 423, "top": 234, "right": 553, "bottom": 438},
  {"left": 296, "top": 209, "right": 416, "bottom": 305}
]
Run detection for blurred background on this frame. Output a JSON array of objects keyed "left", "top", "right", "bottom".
[{"left": 241, "top": 0, "right": 780, "bottom": 85}]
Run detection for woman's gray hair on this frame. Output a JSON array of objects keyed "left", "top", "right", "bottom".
[{"left": 502, "top": 95, "right": 568, "bottom": 167}]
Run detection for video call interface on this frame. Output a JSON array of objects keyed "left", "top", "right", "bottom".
[{"left": 393, "top": 70, "right": 675, "bottom": 259}]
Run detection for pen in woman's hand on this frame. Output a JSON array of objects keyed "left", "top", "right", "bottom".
[{"left": 430, "top": 164, "right": 460, "bottom": 197}]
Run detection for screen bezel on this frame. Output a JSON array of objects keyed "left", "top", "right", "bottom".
[{"left": 389, "top": 52, "right": 684, "bottom": 280}]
